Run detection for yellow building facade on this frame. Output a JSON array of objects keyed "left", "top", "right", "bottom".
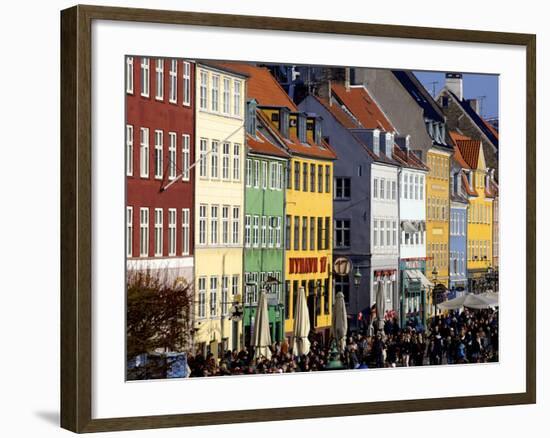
[
  {"left": 425, "top": 147, "right": 452, "bottom": 312},
  {"left": 284, "top": 155, "right": 334, "bottom": 336},
  {"left": 259, "top": 108, "right": 336, "bottom": 338},
  {"left": 466, "top": 146, "right": 493, "bottom": 289},
  {"left": 193, "top": 64, "right": 247, "bottom": 355}
]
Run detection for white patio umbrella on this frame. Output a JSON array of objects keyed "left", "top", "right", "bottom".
[
  {"left": 292, "top": 286, "right": 311, "bottom": 356},
  {"left": 375, "top": 279, "right": 386, "bottom": 331},
  {"left": 331, "top": 291, "right": 348, "bottom": 352},
  {"left": 437, "top": 292, "right": 499, "bottom": 311},
  {"left": 252, "top": 289, "right": 272, "bottom": 360}
]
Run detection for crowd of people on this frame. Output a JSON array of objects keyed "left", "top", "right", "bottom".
[{"left": 186, "top": 308, "right": 499, "bottom": 378}]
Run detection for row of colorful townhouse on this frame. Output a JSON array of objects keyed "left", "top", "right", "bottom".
[
  {"left": 125, "top": 58, "right": 336, "bottom": 356},
  {"left": 296, "top": 68, "right": 499, "bottom": 329},
  {"left": 125, "top": 57, "right": 499, "bottom": 357}
]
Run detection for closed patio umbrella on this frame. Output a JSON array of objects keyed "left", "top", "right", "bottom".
[
  {"left": 292, "top": 286, "right": 311, "bottom": 356},
  {"left": 331, "top": 291, "right": 348, "bottom": 352},
  {"left": 253, "top": 289, "right": 272, "bottom": 360},
  {"left": 375, "top": 279, "right": 386, "bottom": 331}
]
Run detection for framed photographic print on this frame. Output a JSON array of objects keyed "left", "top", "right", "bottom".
[{"left": 60, "top": 4, "right": 536, "bottom": 433}]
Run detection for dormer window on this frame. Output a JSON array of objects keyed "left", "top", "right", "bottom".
[
  {"left": 280, "top": 108, "right": 289, "bottom": 138},
  {"left": 373, "top": 130, "right": 380, "bottom": 156},
  {"left": 298, "top": 113, "right": 307, "bottom": 143},
  {"left": 246, "top": 99, "right": 257, "bottom": 137},
  {"left": 453, "top": 172, "right": 459, "bottom": 195},
  {"left": 315, "top": 119, "right": 322, "bottom": 145},
  {"left": 385, "top": 132, "right": 393, "bottom": 156}
]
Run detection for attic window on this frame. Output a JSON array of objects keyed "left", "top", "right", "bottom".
[
  {"left": 373, "top": 131, "right": 380, "bottom": 156},
  {"left": 298, "top": 114, "right": 307, "bottom": 143},
  {"left": 442, "top": 96, "right": 449, "bottom": 108},
  {"left": 280, "top": 109, "right": 289, "bottom": 138},
  {"left": 314, "top": 120, "right": 322, "bottom": 145},
  {"left": 246, "top": 100, "right": 257, "bottom": 137}
]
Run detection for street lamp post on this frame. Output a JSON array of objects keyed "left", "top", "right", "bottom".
[
  {"left": 353, "top": 268, "right": 362, "bottom": 332},
  {"left": 431, "top": 266, "right": 438, "bottom": 317}
]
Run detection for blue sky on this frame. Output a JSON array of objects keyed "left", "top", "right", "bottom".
[{"left": 413, "top": 71, "right": 499, "bottom": 120}]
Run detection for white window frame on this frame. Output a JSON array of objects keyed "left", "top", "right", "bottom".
[
  {"left": 182, "top": 208, "right": 190, "bottom": 255},
  {"left": 126, "top": 56, "right": 134, "bottom": 94},
  {"left": 126, "top": 206, "right": 133, "bottom": 258},
  {"left": 140, "top": 127, "right": 149, "bottom": 178},
  {"left": 222, "top": 206, "right": 230, "bottom": 244},
  {"left": 198, "top": 277, "right": 206, "bottom": 319},
  {"left": 211, "top": 74, "right": 220, "bottom": 112},
  {"left": 198, "top": 204, "right": 207, "bottom": 245},
  {"left": 246, "top": 159, "right": 252, "bottom": 187},
  {"left": 154, "top": 208, "right": 163, "bottom": 257},
  {"left": 182, "top": 61, "right": 191, "bottom": 106},
  {"left": 275, "top": 216, "right": 282, "bottom": 248},
  {"left": 262, "top": 161, "right": 268, "bottom": 190},
  {"left": 211, "top": 140, "right": 219, "bottom": 179},
  {"left": 210, "top": 205, "right": 219, "bottom": 245},
  {"left": 233, "top": 144, "right": 241, "bottom": 181},
  {"left": 210, "top": 277, "right": 218, "bottom": 317},
  {"left": 373, "top": 220, "right": 379, "bottom": 247},
  {"left": 221, "top": 276, "right": 229, "bottom": 316},
  {"left": 199, "top": 138, "right": 208, "bottom": 178},
  {"left": 126, "top": 125, "right": 133, "bottom": 176},
  {"left": 168, "top": 208, "right": 176, "bottom": 256},
  {"left": 168, "top": 132, "right": 177, "bottom": 180},
  {"left": 169, "top": 59, "right": 177, "bottom": 103},
  {"left": 245, "top": 215, "right": 251, "bottom": 248},
  {"left": 182, "top": 134, "right": 190, "bottom": 181},
  {"left": 233, "top": 80, "right": 242, "bottom": 116},
  {"left": 261, "top": 216, "right": 267, "bottom": 248},
  {"left": 252, "top": 215, "right": 260, "bottom": 247},
  {"left": 154, "top": 130, "right": 163, "bottom": 179},
  {"left": 373, "top": 178, "right": 379, "bottom": 199},
  {"left": 232, "top": 207, "right": 240, "bottom": 245},
  {"left": 254, "top": 160, "right": 260, "bottom": 188},
  {"left": 223, "top": 77, "right": 231, "bottom": 114},
  {"left": 155, "top": 58, "right": 164, "bottom": 101},
  {"left": 199, "top": 70, "right": 208, "bottom": 110},
  {"left": 270, "top": 162, "right": 277, "bottom": 189},
  {"left": 140, "top": 57, "right": 150, "bottom": 98},
  {"left": 139, "top": 208, "right": 149, "bottom": 257},
  {"left": 268, "top": 217, "right": 274, "bottom": 248},
  {"left": 222, "top": 142, "right": 230, "bottom": 180},
  {"left": 380, "top": 178, "right": 386, "bottom": 199}
]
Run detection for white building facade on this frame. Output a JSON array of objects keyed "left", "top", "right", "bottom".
[
  {"left": 370, "top": 133, "right": 400, "bottom": 317},
  {"left": 193, "top": 63, "right": 247, "bottom": 355}
]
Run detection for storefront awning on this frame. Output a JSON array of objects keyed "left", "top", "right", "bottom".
[{"left": 411, "top": 269, "right": 433, "bottom": 288}]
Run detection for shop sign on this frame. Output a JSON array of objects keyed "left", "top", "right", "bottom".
[{"left": 289, "top": 256, "right": 327, "bottom": 274}]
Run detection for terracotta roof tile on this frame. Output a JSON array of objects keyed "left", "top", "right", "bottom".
[
  {"left": 392, "top": 145, "right": 428, "bottom": 170},
  {"left": 315, "top": 96, "right": 361, "bottom": 129},
  {"left": 246, "top": 128, "right": 290, "bottom": 159},
  {"left": 214, "top": 62, "right": 298, "bottom": 110},
  {"left": 331, "top": 84, "right": 395, "bottom": 132},
  {"left": 449, "top": 131, "right": 481, "bottom": 169},
  {"left": 216, "top": 62, "right": 336, "bottom": 160}
]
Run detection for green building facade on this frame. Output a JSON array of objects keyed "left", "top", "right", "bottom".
[{"left": 243, "top": 103, "right": 290, "bottom": 346}]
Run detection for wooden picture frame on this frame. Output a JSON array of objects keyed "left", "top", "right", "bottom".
[{"left": 60, "top": 4, "right": 536, "bottom": 433}]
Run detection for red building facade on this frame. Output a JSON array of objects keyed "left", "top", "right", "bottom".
[{"left": 125, "top": 56, "right": 195, "bottom": 285}]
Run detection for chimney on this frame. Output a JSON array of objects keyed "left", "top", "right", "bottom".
[
  {"left": 467, "top": 98, "right": 480, "bottom": 114},
  {"left": 445, "top": 72, "right": 463, "bottom": 100}
]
